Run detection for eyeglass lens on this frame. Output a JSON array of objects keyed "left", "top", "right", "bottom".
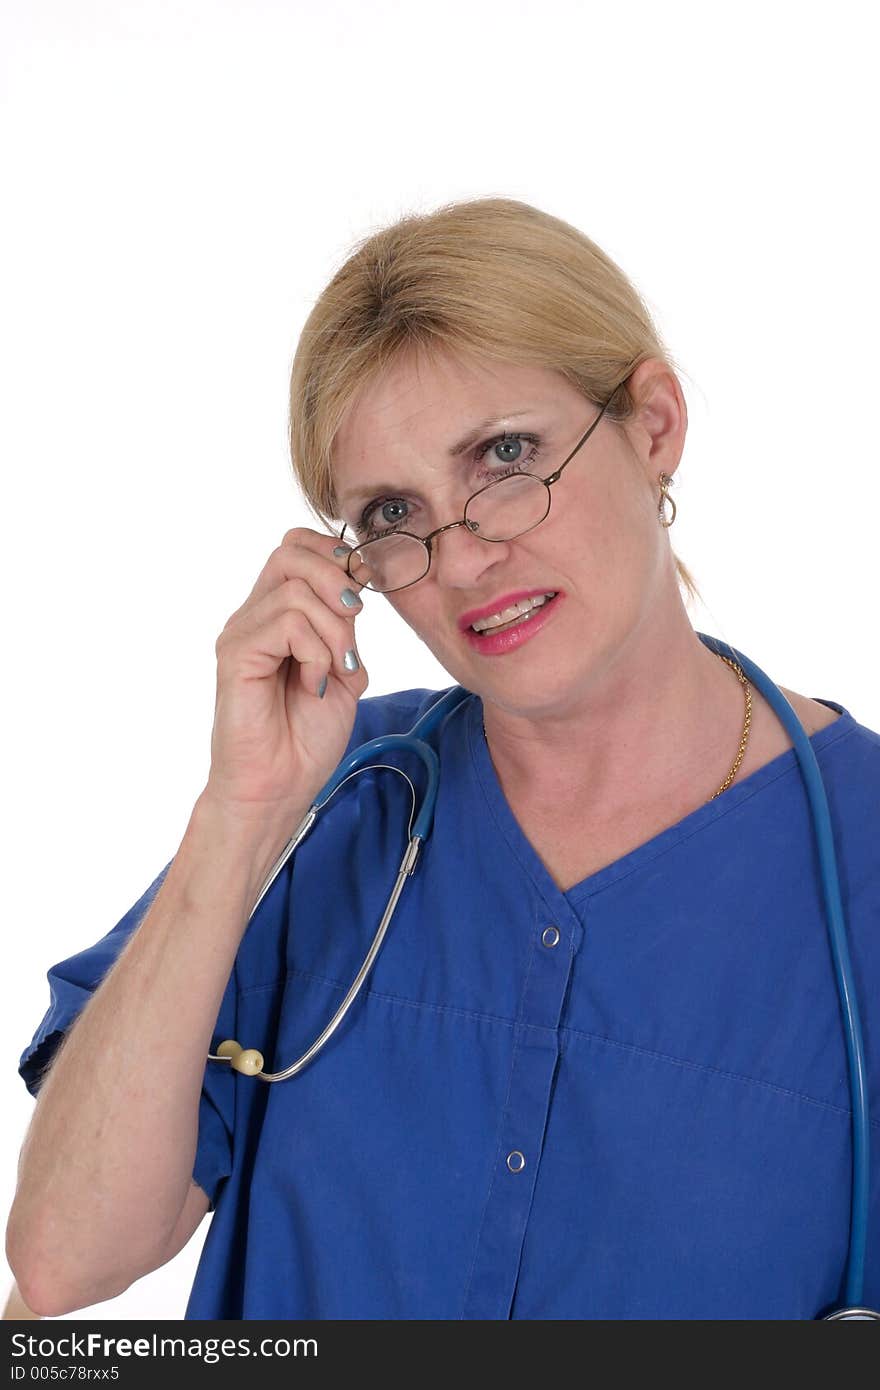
[{"left": 347, "top": 471, "right": 550, "bottom": 593}]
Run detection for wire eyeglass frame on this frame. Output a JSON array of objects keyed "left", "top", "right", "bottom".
[{"left": 335, "top": 368, "right": 634, "bottom": 594}]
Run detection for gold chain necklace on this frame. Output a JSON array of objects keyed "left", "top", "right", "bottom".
[
  {"left": 481, "top": 651, "right": 753, "bottom": 802},
  {"left": 708, "top": 654, "right": 752, "bottom": 798}
]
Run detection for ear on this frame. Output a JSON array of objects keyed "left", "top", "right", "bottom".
[{"left": 620, "top": 361, "right": 688, "bottom": 484}]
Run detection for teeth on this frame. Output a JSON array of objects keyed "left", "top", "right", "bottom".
[{"left": 471, "top": 593, "right": 556, "bottom": 633}]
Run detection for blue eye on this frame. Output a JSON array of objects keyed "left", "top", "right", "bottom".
[
  {"left": 378, "top": 500, "right": 408, "bottom": 526},
  {"left": 358, "top": 431, "right": 543, "bottom": 538},
  {"left": 480, "top": 436, "right": 523, "bottom": 465},
  {"left": 474, "top": 432, "right": 542, "bottom": 477},
  {"left": 358, "top": 497, "right": 410, "bottom": 538}
]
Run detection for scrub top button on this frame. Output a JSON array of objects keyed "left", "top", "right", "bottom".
[
  {"left": 542, "top": 926, "right": 560, "bottom": 948},
  {"left": 506, "top": 1151, "right": 526, "bottom": 1173}
]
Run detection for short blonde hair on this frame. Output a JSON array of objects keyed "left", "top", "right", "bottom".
[{"left": 288, "top": 196, "right": 701, "bottom": 606}]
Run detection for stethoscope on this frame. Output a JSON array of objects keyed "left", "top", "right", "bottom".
[{"left": 208, "top": 631, "right": 877, "bottom": 1318}]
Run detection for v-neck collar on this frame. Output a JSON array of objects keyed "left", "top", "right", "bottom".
[{"left": 463, "top": 677, "right": 855, "bottom": 910}]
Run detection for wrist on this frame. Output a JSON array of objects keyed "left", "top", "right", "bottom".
[{"left": 189, "top": 789, "right": 307, "bottom": 901}]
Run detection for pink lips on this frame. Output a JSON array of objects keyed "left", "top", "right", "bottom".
[
  {"left": 461, "top": 592, "right": 563, "bottom": 656},
  {"left": 458, "top": 589, "right": 558, "bottom": 631}
]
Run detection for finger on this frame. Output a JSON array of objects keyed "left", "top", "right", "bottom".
[
  {"left": 224, "top": 575, "right": 364, "bottom": 683},
  {"left": 217, "top": 603, "right": 335, "bottom": 697},
  {"left": 225, "top": 527, "right": 361, "bottom": 629},
  {"left": 249, "top": 527, "right": 352, "bottom": 604}
]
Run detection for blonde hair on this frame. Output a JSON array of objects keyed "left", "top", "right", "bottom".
[{"left": 288, "top": 196, "right": 701, "bottom": 607}]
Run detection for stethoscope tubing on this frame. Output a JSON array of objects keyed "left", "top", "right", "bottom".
[
  {"left": 698, "top": 634, "right": 869, "bottom": 1307},
  {"left": 208, "top": 638, "right": 873, "bottom": 1312},
  {"left": 206, "top": 687, "right": 468, "bottom": 1080}
]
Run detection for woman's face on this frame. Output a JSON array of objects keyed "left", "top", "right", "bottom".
[{"left": 331, "top": 349, "right": 686, "bottom": 720}]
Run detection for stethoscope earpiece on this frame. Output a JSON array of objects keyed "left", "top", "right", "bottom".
[{"left": 215, "top": 1039, "right": 265, "bottom": 1076}]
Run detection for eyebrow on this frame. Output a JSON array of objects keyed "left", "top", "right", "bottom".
[{"left": 337, "top": 410, "right": 538, "bottom": 511}]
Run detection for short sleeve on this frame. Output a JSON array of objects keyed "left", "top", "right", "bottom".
[{"left": 18, "top": 860, "right": 238, "bottom": 1213}]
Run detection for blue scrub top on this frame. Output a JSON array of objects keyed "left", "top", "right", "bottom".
[{"left": 19, "top": 668, "right": 880, "bottom": 1319}]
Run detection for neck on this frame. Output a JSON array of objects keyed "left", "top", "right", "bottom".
[{"left": 480, "top": 610, "right": 749, "bottom": 821}]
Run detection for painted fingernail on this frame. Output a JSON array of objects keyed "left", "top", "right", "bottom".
[
  {"left": 344, "top": 649, "right": 360, "bottom": 672},
  {"left": 317, "top": 675, "right": 328, "bottom": 698},
  {"left": 333, "top": 545, "right": 351, "bottom": 558},
  {"left": 340, "top": 587, "right": 362, "bottom": 608}
]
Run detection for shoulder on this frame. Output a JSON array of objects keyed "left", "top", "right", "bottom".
[
  {"left": 776, "top": 687, "right": 845, "bottom": 736},
  {"left": 776, "top": 687, "right": 880, "bottom": 876},
  {"left": 733, "top": 679, "right": 878, "bottom": 812},
  {"left": 775, "top": 685, "right": 880, "bottom": 758},
  {"left": 773, "top": 684, "right": 880, "bottom": 774}
]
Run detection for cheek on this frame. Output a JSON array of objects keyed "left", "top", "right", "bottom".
[
  {"left": 403, "top": 593, "right": 459, "bottom": 652},
  {"left": 541, "top": 497, "right": 652, "bottom": 610},
  {"left": 386, "top": 592, "right": 434, "bottom": 640},
  {"left": 563, "top": 477, "right": 647, "bottom": 560}
]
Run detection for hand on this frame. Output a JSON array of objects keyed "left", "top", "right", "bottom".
[{"left": 202, "top": 527, "right": 370, "bottom": 821}]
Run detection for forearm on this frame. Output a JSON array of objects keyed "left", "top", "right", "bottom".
[{"left": 6, "top": 791, "right": 294, "bottom": 1314}]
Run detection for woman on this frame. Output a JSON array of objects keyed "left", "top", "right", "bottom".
[{"left": 9, "top": 198, "right": 879, "bottom": 1320}]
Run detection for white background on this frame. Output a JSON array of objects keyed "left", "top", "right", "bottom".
[{"left": 2, "top": 0, "right": 877, "bottom": 1321}]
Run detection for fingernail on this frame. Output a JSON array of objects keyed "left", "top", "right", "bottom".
[
  {"left": 333, "top": 545, "right": 351, "bottom": 558},
  {"left": 340, "top": 587, "right": 362, "bottom": 608},
  {"left": 344, "top": 649, "right": 360, "bottom": 672},
  {"left": 317, "top": 675, "right": 328, "bottom": 698}
]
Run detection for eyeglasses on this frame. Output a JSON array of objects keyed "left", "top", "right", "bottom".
[{"left": 336, "top": 371, "right": 633, "bottom": 594}]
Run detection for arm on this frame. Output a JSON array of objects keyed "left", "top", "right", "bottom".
[
  {"left": 6, "top": 792, "right": 298, "bottom": 1318},
  {"left": 7, "top": 523, "right": 368, "bottom": 1317}
]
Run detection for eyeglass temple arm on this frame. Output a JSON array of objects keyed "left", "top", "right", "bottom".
[{"left": 543, "top": 391, "right": 616, "bottom": 487}]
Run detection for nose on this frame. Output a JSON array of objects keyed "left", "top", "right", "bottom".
[{"left": 429, "top": 518, "right": 512, "bottom": 589}]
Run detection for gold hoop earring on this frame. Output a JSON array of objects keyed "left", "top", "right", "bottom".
[{"left": 658, "top": 472, "right": 677, "bottom": 528}]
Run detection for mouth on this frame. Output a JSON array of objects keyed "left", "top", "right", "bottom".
[{"left": 461, "top": 591, "right": 563, "bottom": 655}]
